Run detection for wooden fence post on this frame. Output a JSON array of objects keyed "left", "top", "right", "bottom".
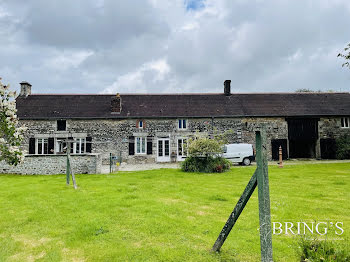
[
  {"left": 256, "top": 130, "right": 273, "bottom": 261},
  {"left": 211, "top": 171, "right": 257, "bottom": 252},
  {"left": 66, "top": 140, "right": 78, "bottom": 189},
  {"left": 211, "top": 129, "right": 273, "bottom": 262},
  {"left": 66, "top": 143, "right": 70, "bottom": 185}
]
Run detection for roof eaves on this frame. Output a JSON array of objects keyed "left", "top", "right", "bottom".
[{"left": 17, "top": 113, "right": 349, "bottom": 121}]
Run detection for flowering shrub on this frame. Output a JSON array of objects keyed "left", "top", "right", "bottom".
[
  {"left": 0, "top": 78, "right": 26, "bottom": 165},
  {"left": 187, "top": 134, "right": 223, "bottom": 157},
  {"left": 182, "top": 134, "right": 231, "bottom": 173}
]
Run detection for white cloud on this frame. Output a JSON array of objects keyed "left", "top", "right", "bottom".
[
  {"left": 44, "top": 50, "right": 94, "bottom": 71},
  {"left": 287, "top": 49, "right": 303, "bottom": 63},
  {"left": 0, "top": 7, "right": 10, "bottom": 18},
  {"left": 102, "top": 58, "right": 171, "bottom": 93},
  {"left": 180, "top": 22, "right": 200, "bottom": 31},
  {"left": 1, "top": 0, "right": 350, "bottom": 94}
]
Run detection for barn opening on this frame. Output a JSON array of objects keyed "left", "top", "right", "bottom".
[
  {"left": 271, "top": 139, "right": 288, "bottom": 160},
  {"left": 320, "top": 138, "right": 337, "bottom": 159},
  {"left": 287, "top": 118, "right": 319, "bottom": 158}
]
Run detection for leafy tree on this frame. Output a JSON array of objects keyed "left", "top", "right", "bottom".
[
  {"left": 295, "top": 88, "right": 315, "bottom": 93},
  {"left": 338, "top": 43, "right": 350, "bottom": 69},
  {"left": 295, "top": 89, "right": 333, "bottom": 93},
  {"left": 0, "top": 78, "right": 26, "bottom": 165}
]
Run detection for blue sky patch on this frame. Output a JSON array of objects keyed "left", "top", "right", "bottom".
[{"left": 185, "top": 0, "right": 205, "bottom": 11}]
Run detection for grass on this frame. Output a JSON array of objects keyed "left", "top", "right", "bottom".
[{"left": 0, "top": 163, "right": 349, "bottom": 261}]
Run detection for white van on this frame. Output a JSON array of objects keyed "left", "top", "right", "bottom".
[{"left": 222, "top": 143, "right": 255, "bottom": 165}]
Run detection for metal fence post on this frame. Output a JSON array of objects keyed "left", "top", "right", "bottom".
[{"left": 110, "top": 153, "right": 112, "bottom": 173}]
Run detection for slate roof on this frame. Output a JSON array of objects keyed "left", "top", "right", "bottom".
[{"left": 16, "top": 92, "right": 350, "bottom": 119}]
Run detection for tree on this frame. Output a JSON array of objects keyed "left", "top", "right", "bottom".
[
  {"left": 295, "top": 88, "right": 316, "bottom": 93},
  {"left": 338, "top": 43, "right": 350, "bottom": 69},
  {"left": 295, "top": 89, "right": 333, "bottom": 93},
  {"left": 0, "top": 78, "right": 26, "bottom": 165}
]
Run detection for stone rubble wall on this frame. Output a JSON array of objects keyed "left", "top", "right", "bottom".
[
  {"left": 0, "top": 154, "right": 102, "bottom": 175},
  {"left": 319, "top": 117, "right": 350, "bottom": 139},
  {"left": 15, "top": 116, "right": 348, "bottom": 169},
  {"left": 18, "top": 118, "right": 287, "bottom": 163}
]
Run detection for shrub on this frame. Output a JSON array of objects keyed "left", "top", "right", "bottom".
[
  {"left": 187, "top": 137, "right": 223, "bottom": 157},
  {"left": 298, "top": 237, "right": 350, "bottom": 262},
  {"left": 336, "top": 135, "right": 350, "bottom": 159},
  {"left": 181, "top": 156, "right": 231, "bottom": 173}
]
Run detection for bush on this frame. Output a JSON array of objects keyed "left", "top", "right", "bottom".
[
  {"left": 187, "top": 137, "right": 223, "bottom": 157},
  {"left": 298, "top": 237, "right": 350, "bottom": 262},
  {"left": 336, "top": 135, "right": 350, "bottom": 159},
  {"left": 181, "top": 156, "right": 231, "bottom": 173}
]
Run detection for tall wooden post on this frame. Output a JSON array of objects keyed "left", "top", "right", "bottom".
[
  {"left": 211, "top": 171, "right": 257, "bottom": 252},
  {"left": 256, "top": 130, "right": 273, "bottom": 261},
  {"left": 66, "top": 140, "right": 77, "bottom": 189},
  {"left": 211, "top": 129, "right": 273, "bottom": 261},
  {"left": 66, "top": 143, "right": 70, "bottom": 185},
  {"left": 69, "top": 154, "right": 78, "bottom": 190}
]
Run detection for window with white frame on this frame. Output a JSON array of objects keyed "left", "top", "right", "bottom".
[
  {"left": 56, "top": 138, "right": 86, "bottom": 154},
  {"left": 37, "top": 138, "right": 48, "bottom": 154},
  {"left": 75, "top": 138, "right": 86, "bottom": 154},
  {"left": 135, "top": 137, "right": 146, "bottom": 154},
  {"left": 341, "top": 117, "right": 350, "bottom": 128},
  {"left": 178, "top": 119, "right": 187, "bottom": 130},
  {"left": 56, "top": 138, "right": 67, "bottom": 154},
  {"left": 138, "top": 120, "right": 144, "bottom": 129},
  {"left": 177, "top": 138, "right": 188, "bottom": 158}
]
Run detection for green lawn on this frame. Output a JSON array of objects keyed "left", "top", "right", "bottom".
[{"left": 0, "top": 163, "right": 349, "bottom": 261}]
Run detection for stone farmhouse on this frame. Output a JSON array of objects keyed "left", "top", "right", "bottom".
[{"left": 1, "top": 80, "right": 350, "bottom": 174}]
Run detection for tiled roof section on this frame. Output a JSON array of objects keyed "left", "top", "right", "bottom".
[{"left": 16, "top": 93, "right": 350, "bottom": 119}]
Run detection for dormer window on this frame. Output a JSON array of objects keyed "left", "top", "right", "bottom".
[
  {"left": 341, "top": 117, "right": 349, "bottom": 128},
  {"left": 57, "top": 120, "right": 66, "bottom": 131},
  {"left": 178, "top": 119, "right": 187, "bottom": 130}
]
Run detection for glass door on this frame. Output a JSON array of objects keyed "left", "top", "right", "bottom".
[
  {"left": 177, "top": 138, "right": 188, "bottom": 161},
  {"left": 157, "top": 138, "right": 170, "bottom": 162}
]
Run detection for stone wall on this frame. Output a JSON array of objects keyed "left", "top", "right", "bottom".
[
  {"left": 240, "top": 117, "right": 288, "bottom": 158},
  {"left": 0, "top": 154, "right": 102, "bottom": 175},
  {"left": 319, "top": 117, "right": 350, "bottom": 139},
  {"left": 16, "top": 116, "right": 347, "bottom": 168},
  {"left": 19, "top": 117, "right": 289, "bottom": 163}
]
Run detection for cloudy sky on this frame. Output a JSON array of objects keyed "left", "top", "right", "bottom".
[{"left": 1, "top": 0, "right": 349, "bottom": 94}]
